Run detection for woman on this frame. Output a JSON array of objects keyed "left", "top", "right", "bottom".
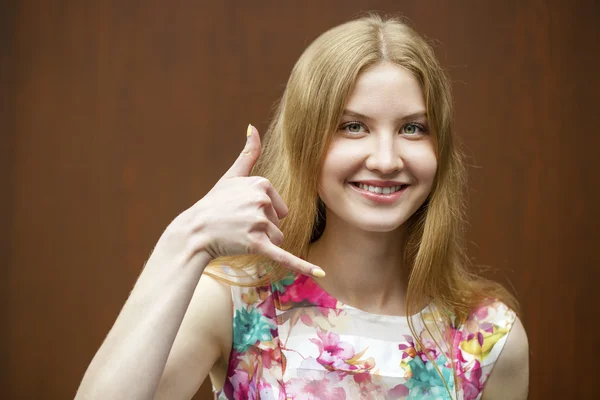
[{"left": 77, "top": 14, "right": 529, "bottom": 400}]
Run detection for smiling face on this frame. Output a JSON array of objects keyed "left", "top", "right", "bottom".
[{"left": 317, "top": 62, "right": 438, "bottom": 234}]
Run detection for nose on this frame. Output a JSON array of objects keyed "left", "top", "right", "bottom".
[{"left": 365, "top": 135, "right": 402, "bottom": 174}]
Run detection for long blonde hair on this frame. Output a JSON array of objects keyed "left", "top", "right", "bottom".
[{"left": 206, "top": 13, "right": 518, "bottom": 396}]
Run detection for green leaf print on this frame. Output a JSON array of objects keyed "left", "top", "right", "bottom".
[
  {"left": 405, "top": 354, "right": 455, "bottom": 400},
  {"left": 233, "top": 306, "right": 275, "bottom": 353}
]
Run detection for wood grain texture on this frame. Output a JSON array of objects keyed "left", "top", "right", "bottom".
[
  {"left": 5, "top": 1, "right": 598, "bottom": 398},
  {"left": 2, "top": 0, "right": 17, "bottom": 397}
]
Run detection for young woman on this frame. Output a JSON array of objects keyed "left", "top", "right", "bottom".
[{"left": 76, "top": 14, "right": 529, "bottom": 400}]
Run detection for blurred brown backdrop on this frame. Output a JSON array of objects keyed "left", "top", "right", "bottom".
[{"left": 3, "top": 0, "right": 599, "bottom": 399}]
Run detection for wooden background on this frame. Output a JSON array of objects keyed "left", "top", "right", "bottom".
[{"left": 3, "top": 1, "right": 598, "bottom": 399}]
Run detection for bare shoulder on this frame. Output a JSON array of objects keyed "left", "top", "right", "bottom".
[
  {"left": 482, "top": 316, "right": 529, "bottom": 400},
  {"left": 154, "top": 272, "right": 233, "bottom": 400}
]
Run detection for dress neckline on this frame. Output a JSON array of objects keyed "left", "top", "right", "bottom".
[{"left": 275, "top": 271, "right": 431, "bottom": 322}]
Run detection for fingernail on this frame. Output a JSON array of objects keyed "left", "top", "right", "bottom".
[
  {"left": 311, "top": 268, "right": 326, "bottom": 278},
  {"left": 243, "top": 124, "right": 253, "bottom": 155}
]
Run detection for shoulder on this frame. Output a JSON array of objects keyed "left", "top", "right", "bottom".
[
  {"left": 454, "top": 300, "right": 519, "bottom": 361},
  {"left": 457, "top": 300, "right": 529, "bottom": 400},
  {"left": 451, "top": 301, "right": 528, "bottom": 399},
  {"left": 481, "top": 315, "right": 529, "bottom": 399}
]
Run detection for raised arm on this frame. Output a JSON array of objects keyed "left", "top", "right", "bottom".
[{"left": 75, "top": 125, "right": 324, "bottom": 400}]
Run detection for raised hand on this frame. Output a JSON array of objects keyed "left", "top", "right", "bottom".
[{"left": 157, "top": 124, "right": 325, "bottom": 278}]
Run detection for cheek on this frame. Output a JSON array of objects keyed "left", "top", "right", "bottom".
[
  {"left": 319, "top": 142, "right": 362, "bottom": 182},
  {"left": 405, "top": 144, "right": 437, "bottom": 181},
  {"left": 423, "top": 155, "right": 438, "bottom": 181}
]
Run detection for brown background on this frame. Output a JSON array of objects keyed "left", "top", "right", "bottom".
[{"left": 3, "top": 0, "right": 599, "bottom": 399}]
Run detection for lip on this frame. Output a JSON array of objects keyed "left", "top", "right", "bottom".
[{"left": 349, "top": 182, "right": 408, "bottom": 204}]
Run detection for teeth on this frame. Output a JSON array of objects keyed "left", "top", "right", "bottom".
[{"left": 355, "top": 183, "right": 403, "bottom": 194}]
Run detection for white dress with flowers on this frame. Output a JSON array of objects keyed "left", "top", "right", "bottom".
[{"left": 213, "top": 271, "right": 516, "bottom": 400}]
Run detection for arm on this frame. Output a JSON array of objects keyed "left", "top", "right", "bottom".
[
  {"left": 154, "top": 273, "right": 233, "bottom": 399},
  {"left": 482, "top": 317, "right": 529, "bottom": 399},
  {"left": 75, "top": 245, "right": 219, "bottom": 400},
  {"left": 75, "top": 125, "right": 322, "bottom": 400}
]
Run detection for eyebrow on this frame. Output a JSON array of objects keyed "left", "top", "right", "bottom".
[{"left": 342, "top": 109, "right": 427, "bottom": 122}]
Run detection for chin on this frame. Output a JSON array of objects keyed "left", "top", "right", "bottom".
[{"left": 350, "top": 216, "right": 409, "bottom": 234}]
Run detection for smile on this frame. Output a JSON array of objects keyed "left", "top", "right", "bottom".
[
  {"left": 349, "top": 182, "right": 409, "bottom": 204},
  {"left": 352, "top": 182, "right": 405, "bottom": 194}
]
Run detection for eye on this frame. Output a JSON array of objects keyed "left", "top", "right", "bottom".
[
  {"left": 339, "top": 121, "right": 368, "bottom": 136},
  {"left": 402, "top": 122, "right": 428, "bottom": 135}
]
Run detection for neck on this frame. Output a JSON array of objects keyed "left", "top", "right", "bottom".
[{"left": 307, "top": 213, "right": 410, "bottom": 316}]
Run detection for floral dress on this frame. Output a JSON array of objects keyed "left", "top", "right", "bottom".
[{"left": 213, "top": 271, "right": 516, "bottom": 400}]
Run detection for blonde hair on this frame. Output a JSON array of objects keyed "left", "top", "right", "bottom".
[{"left": 206, "top": 13, "right": 518, "bottom": 397}]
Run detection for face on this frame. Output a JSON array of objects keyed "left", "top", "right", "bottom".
[{"left": 318, "top": 62, "right": 437, "bottom": 234}]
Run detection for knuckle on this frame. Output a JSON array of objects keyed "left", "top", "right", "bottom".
[
  {"left": 253, "top": 177, "right": 272, "bottom": 190},
  {"left": 253, "top": 215, "right": 270, "bottom": 228},
  {"left": 272, "top": 233, "right": 284, "bottom": 246},
  {"left": 254, "top": 194, "right": 272, "bottom": 207},
  {"left": 271, "top": 216, "right": 281, "bottom": 228}
]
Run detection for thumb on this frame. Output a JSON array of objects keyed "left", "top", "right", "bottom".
[{"left": 223, "top": 124, "right": 262, "bottom": 179}]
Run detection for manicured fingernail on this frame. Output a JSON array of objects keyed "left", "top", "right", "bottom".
[
  {"left": 311, "top": 268, "right": 326, "bottom": 278},
  {"left": 243, "top": 124, "right": 253, "bottom": 155}
]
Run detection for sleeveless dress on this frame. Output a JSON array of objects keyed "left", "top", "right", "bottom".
[{"left": 213, "top": 271, "right": 516, "bottom": 400}]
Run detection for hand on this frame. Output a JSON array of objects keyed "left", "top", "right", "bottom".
[{"left": 158, "top": 124, "right": 325, "bottom": 277}]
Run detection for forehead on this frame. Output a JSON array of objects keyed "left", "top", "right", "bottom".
[{"left": 344, "top": 62, "right": 426, "bottom": 118}]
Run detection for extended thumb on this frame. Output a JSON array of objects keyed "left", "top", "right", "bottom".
[{"left": 223, "top": 124, "right": 261, "bottom": 178}]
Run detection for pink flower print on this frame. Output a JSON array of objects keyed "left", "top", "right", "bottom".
[
  {"left": 229, "top": 370, "right": 252, "bottom": 400},
  {"left": 457, "top": 360, "right": 484, "bottom": 400},
  {"left": 417, "top": 334, "right": 441, "bottom": 363},
  {"left": 461, "top": 326, "right": 510, "bottom": 359},
  {"left": 300, "top": 313, "right": 313, "bottom": 326},
  {"left": 451, "top": 326, "right": 487, "bottom": 399},
  {"left": 398, "top": 335, "right": 417, "bottom": 360},
  {"left": 450, "top": 328, "right": 468, "bottom": 364},
  {"left": 286, "top": 370, "right": 346, "bottom": 400},
  {"left": 255, "top": 380, "right": 278, "bottom": 400},
  {"left": 387, "top": 384, "right": 410, "bottom": 399},
  {"left": 473, "top": 304, "right": 489, "bottom": 321},
  {"left": 260, "top": 345, "right": 282, "bottom": 370},
  {"left": 257, "top": 291, "right": 276, "bottom": 319},
  {"left": 311, "top": 331, "right": 355, "bottom": 368},
  {"left": 310, "top": 331, "right": 374, "bottom": 374},
  {"left": 276, "top": 274, "right": 337, "bottom": 310},
  {"left": 351, "top": 372, "right": 385, "bottom": 400},
  {"left": 227, "top": 368, "right": 277, "bottom": 400}
]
